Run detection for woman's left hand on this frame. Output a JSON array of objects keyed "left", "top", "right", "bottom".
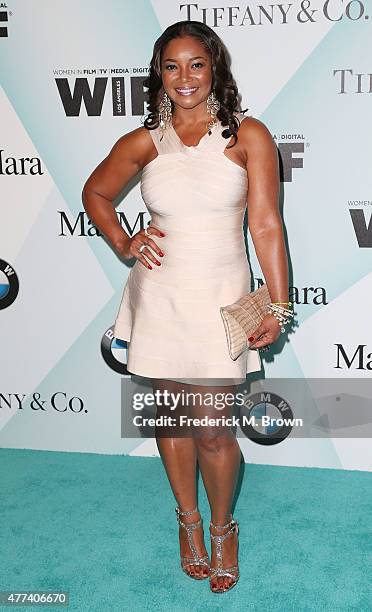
[{"left": 248, "top": 314, "right": 281, "bottom": 349}]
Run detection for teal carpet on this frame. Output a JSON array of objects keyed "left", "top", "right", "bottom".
[{"left": 0, "top": 449, "right": 371, "bottom": 611}]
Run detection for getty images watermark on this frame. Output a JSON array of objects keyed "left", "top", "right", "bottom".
[
  {"left": 120, "top": 378, "right": 372, "bottom": 445},
  {"left": 130, "top": 388, "right": 301, "bottom": 429}
]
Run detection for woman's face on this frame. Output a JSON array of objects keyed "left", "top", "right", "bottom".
[{"left": 160, "top": 35, "right": 212, "bottom": 112}]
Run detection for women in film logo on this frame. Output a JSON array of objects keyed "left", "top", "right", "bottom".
[
  {"left": 55, "top": 68, "right": 149, "bottom": 118},
  {"left": 0, "top": 259, "right": 19, "bottom": 310}
]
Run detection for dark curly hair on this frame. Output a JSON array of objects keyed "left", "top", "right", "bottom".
[{"left": 142, "top": 20, "right": 247, "bottom": 148}]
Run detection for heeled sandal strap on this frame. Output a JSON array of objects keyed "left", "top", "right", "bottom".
[
  {"left": 210, "top": 525, "right": 237, "bottom": 545},
  {"left": 209, "top": 513, "right": 234, "bottom": 530},
  {"left": 209, "top": 565, "right": 239, "bottom": 580},
  {"left": 179, "top": 518, "right": 205, "bottom": 562},
  {"left": 209, "top": 518, "right": 239, "bottom": 589},
  {"left": 176, "top": 507, "right": 210, "bottom": 569},
  {"left": 175, "top": 506, "right": 203, "bottom": 529},
  {"left": 178, "top": 517, "right": 202, "bottom": 530},
  {"left": 210, "top": 517, "right": 238, "bottom": 538},
  {"left": 175, "top": 505, "right": 198, "bottom": 517},
  {"left": 181, "top": 554, "right": 210, "bottom": 567}
]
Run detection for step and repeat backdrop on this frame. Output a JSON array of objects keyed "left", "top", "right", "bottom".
[{"left": 1, "top": 1, "right": 371, "bottom": 470}]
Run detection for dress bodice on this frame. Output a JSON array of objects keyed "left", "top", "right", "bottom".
[{"left": 140, "top": 112, "right": 249, "bottom": 227}]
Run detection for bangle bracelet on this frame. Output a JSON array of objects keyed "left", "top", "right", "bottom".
[
  {"left": 272, "top": 301, "right": 292, "bottom": 306},
  {"left": 267, "top": 303, "right": 295, "bottom": 333}
]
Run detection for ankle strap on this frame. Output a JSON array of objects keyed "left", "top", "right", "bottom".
[
  {"left": 175, "top": 506, "right": 198, "bottom": 517},
  {"left": 210, "top": 515, "right": 235, "bottom": 530}
]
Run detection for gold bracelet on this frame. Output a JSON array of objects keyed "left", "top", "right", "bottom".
[{"left": 272, "top": 301, "right": 292, "bottom": 306}]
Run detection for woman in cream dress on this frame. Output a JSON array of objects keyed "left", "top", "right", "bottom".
[{"left": 82, "top": 21, "right": 288, "bottom": 594}]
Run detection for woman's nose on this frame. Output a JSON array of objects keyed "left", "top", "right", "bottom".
[{"left": 179, "top": 68, "right": 192, "bottom": 82}]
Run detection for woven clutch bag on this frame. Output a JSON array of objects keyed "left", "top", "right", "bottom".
[{"left": 220, "top": 284, "right": 271, "bottom": 360}]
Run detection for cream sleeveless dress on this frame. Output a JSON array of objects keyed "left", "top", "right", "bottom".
[{"left": 113, "top": 112, "right": 262, "bottom": 385}]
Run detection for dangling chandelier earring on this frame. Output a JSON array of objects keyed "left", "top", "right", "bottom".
[
  {"left": 206, "top": 90, "right": 221, "bottom": 134},
  {"left": 158, "top": 91, "right": 172, "bottom": 140}
]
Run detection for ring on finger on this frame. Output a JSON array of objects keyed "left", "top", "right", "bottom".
[
  {"left": 139, "top": 244, "right": 147, "bottom": 253},
  {"left": 144, "top": 227, "right": 150, "bottom": 236}
]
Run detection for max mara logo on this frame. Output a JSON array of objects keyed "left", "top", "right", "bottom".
[{"left": 335, "top": 344, "right": 372, "bottom": 371}]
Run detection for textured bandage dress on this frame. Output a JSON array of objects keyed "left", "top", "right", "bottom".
[{"left": 113, "top": 112, "right": 262, "bottom": 385}]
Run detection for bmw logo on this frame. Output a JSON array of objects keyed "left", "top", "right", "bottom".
[
  {"left": 240, "top": 391, "right": 294, "bottom": 445},
  {"left": 101, "top": 325, "right": 131, "bottom": 375},
  {"left": 0, "top": 259, "right": 19, "bottom": 310}
]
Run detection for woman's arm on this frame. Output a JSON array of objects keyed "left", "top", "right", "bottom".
[
  {"left": 240, "top": 116, "right": 289, "bottom": 348},
  {"left": 81, "top": 127, "right": 154, "bottom": 254},
  {"left": 242, "top": 117, "right": 288, "bottom": 303}
]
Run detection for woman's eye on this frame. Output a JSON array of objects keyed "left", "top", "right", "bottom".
[{"left": 164, "top": 62, "right": 204, "bottom": 71}]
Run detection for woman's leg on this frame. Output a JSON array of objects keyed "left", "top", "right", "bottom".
[
  {"left": 187, "top": 382, "right": 241, "bottom": 591},
  {"left": 151, "top": 378, "right": 209, "bottom": 578}
]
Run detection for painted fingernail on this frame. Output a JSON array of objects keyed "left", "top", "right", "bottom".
[
  {"left": 248, "top": 336, "right": 254, "bottom": 341},
  {"left": 147, "top": 264, "right": 152, "bottom": 269},
  {"left": 155, "top": 261, "right": 161, "bottom": 266},
  {"left": 160, "top": 232, "right": 165, "bottom": 237},
  {"left": 159, "top": 251, "right": 164, "bottom": 256}
]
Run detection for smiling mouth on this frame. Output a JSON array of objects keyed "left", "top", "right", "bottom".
[{"left": 175, "top": 87, "right": 198, "bottom": 96}]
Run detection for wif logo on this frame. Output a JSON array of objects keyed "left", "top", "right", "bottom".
[
  {"left": 349, "top": 209, "right": 372, "bottom": 248},
  {"left": 0, "top": 10, "right": 8, "bottom": 37},
  {"left": 273, "top": 133, "right": 309, "bottom": 182},
  {"left": 55, "top": 74, "right": 147, "bottom": 117}
]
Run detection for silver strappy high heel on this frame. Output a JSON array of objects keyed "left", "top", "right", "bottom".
[
  {"left": 209, "top": 515, "right": 240, "bottom": 593},
  {"left": 175, "top": 506, "right": 210, "bottom": 580}
]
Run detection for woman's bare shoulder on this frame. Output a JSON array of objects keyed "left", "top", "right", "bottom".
[
  {"left": 110, "top": 124, "right": 154, "bottom": 164},
  {"left": 236, "top": 115, "right": 276, "bottom": 149},
  {"left": 83, "top": 124, "right": 156, "bottom": 197}
]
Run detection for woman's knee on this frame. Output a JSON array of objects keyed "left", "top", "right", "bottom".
[{"left": 193, "top": 428, "right": 237, "bottom": 453}]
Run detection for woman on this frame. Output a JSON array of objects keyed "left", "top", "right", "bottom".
[{"left": 82, "top": 20, "right": 290, "bottom": 593}]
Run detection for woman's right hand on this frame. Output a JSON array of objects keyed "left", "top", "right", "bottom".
[{"left": 115, "top": 226, "right": 166, "bottom": 269}]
